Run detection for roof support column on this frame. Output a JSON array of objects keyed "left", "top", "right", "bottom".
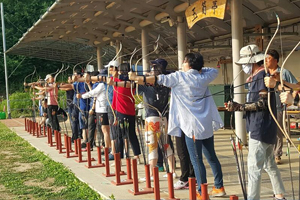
[
  {"left": 231, "top": 0, "right": 246, "bottom": 144},
  {"left": 141, "top": 28, "right": 149, "bottom": 74},
  {"left": 96, "top": 46, "right": 103, "bottom": 70},
  {"left": 116, "top": 40, "right": 122, "bottom": 64},
  {"left": 177, "top": 16, "right": 186, "bottom": 70}
]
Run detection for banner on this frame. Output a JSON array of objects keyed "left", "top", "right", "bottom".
[{"left": 185, "top": 0, "right": 227, "bottom": 29}]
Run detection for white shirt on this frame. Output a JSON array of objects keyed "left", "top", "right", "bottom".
[
  {"left": 157, "top": 68, "right": 223, "bottom": 140},
  {"left": 81, "top": 83, "right": 107, "bottom": 113}
]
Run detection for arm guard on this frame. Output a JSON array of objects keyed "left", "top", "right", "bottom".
[{"left": 240, "top": 92, "right": 268, "bottom": 111}]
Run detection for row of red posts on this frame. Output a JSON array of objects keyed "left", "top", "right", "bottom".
[{"left": 24, "top": 118, "right": 238, "bottom": 200}]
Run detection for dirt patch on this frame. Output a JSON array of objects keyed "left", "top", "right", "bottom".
[
  {"left": 12, "top": 162, "right": 43, "bottom": 172},
  {"left": 0, "top": 184, "right": 17, "bottom": 199},
  {"left": 24, "top": 177, "right": 65, "bottom": 193},
  {"left": 1, "top": 151, "right": 14, "bottom": 156},
  {"left": 1, "top": 151, "right": 22, "bottom": 159}
]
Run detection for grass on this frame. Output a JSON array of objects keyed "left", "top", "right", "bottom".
[{"left": 0, "top": 122, "right": 103, "bottom": 200}]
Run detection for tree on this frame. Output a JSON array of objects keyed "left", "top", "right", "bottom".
[{"left": 0, "top": 0, "right": 62, "bottom": 96}]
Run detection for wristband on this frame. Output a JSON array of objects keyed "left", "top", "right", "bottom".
[
  {"left": 124, "top": 80, "right": 127, "bottom": 88},
  {"left": 97, "top": 75, "right": 100, "bottom": 82},
  {"left": 115, "top": 81, "right": 118, "bottom": 87}
]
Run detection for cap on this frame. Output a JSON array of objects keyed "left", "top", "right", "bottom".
[
  {"left": 150, "top": 58, "right": 168, "bottom": 71},
  {"left": 45, "top": 74, "right": 52, "bottom": 81},
  {"left": 85, "top": 64, "right": 94, "bottom": 72},
  {"left": 104, "top": 60, "right": 120, "bottom": 68},
  {"left": 236, "top": 44, "right": 264, "bottom": 65},
  {"left": 99, "top": 68, "right": 108, "bottom": 76}
]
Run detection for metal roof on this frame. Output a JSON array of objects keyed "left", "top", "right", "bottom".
[{"left": 7, "top": 0, "right": 300, "bottom": 64}]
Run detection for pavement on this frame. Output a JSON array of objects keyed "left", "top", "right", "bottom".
[{"left": 1, "top": 118, "right": 299, "bottom": 200}]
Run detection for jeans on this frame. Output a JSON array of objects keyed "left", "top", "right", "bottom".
[
  {"left": 185, "top": 134, "right": 223, "bottom": 194},
  {"left": 79, "top": 110, "right": 88, "bottom": 129},
  {"left": 247, "top": 138, "right": 285, "bottom": 200},
  {"left": 71, "top": 105, "right": 82, "bottom": 141}
]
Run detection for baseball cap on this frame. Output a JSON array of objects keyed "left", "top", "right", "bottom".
[
  {"left": 85, "top": 64, "right": 94, "bottom": 72},
  {"left": 150, "top": 58, "right": 168, "bottom": 71},
  {"left": 45, "top": 74, "right": 52, "bottom": 81},
  {"left": 99, "top": 68, "right": 108, "bottom": 76},
  {"left": 104, "top": 60, "right": 120, "bottom": 68}
]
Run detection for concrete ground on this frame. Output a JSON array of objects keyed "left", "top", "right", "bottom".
[{"left": 1, "top": 118, "right": 299, "bottom": 200}]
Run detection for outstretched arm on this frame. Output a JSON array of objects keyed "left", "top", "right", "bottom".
[{"left": 225, "top": 90, "right": 268, "bottom": 111}]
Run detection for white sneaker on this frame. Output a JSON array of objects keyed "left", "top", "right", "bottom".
[
  {"left": 174, "top": 180, "right": 188, "bottom": 190},
  {"left": 139, "top": 176, "right": 153, "bottom": 183},
  {"left": 163, "top": 172, "right": 178, "bottom": 179}
]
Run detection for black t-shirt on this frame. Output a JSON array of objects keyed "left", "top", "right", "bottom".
[
  {"left": 138, "top": 85, "right": 170, "bottom": 118},
  {"left": 66, "top": 90, "right": 75, "bottom": 107},
  {"left": 245, "top": 70, "right": 277, "bottom": 144}
]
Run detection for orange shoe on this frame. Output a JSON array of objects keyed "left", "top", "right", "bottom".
[
  {"left": 209, "top": 186, "right": 226, "bottom": 197},
  {"left": 196, "top": 192, "right": 210, "bottom": 200}
]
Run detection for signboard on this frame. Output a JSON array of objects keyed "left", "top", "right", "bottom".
[{"left": 185, "top": 0, "right": 227, "bottom": 29}]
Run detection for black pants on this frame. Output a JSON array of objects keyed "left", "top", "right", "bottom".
[
  {"left": 176, "top": 132, "right": 195, "bottom": 182},
  {"left": 87, "top": 112, "right": 96, "bottom": 148},
  {"left": 96, "top": 113, "right": 106, "bottom": 146},
  {"left": 115, "top": 111, "right": 141, "bottom": 158},
  {"left": 47, "top": 105, "right": 59, "bottom": 131}
]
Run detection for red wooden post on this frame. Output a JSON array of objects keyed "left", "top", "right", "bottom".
[
  {"left": 153, "top": 167, "right": 160, "bottom": 200},
  {"left": 189, "top": 177, "right": 196, "bottom": 200}
]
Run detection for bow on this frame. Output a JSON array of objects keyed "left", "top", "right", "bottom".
[
  {"left": 106, "top": 42, "right": 123, "bottom": 125},
  {"left": 23, "top": 67, "right": 37, "bottom": 122},
  {"left": 280, "top": 42, "right": 300, "bottom": 155},
  {"left": 73, "top": 55, "right": 93, "bottom": 73},
  {"left": 279, "top": 41, "right": 300, "bottom": 200},
  {"left": 264, "top": 14, "right": 300, "bottom": 154}
]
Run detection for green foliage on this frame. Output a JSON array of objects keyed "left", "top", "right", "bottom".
[
  {"left": 0, "top": 0, "right": 64, "bottom": 95},
  {"left": 0, "top": 90, "right": 67, "bottom": 118},
  {"left": 0, "top": 123, "right": 103, "bottom": 199}
]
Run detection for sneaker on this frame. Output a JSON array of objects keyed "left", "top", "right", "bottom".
[
  {"left": 209, "top": 186, "right": 226, "bottom": 197},
  {"left": 196, "top": 192, "right": 210, "bottom": 200},
  {"left": 156, "top": 165, "right": 164, "bottom": 172},
  {"left": 163, "top": 172, "right": 178, "bottom": 179},
  {"left": 274, "top": 197, "right": 286, "bottom": 200},
  {"left": 174, "top": 180, "right": 188, "bottom": 190},
  {"left": 139, "top": 176, "right": 154, "bottom": 183},
  {"left": 275, "top": 156, "right": 282, "bottom": 164},
  {"left": 81, "top": 143, "right": 86, "bottom": 149},
  {"left": 108, "top": 153, "right": 114, "bottom": 160},
  {"left": 102, "top": 153, "right": 115, "bottom": 161}
]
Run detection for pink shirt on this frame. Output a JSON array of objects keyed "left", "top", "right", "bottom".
[{"left": 46, "top": 83, "right": 58, "bottom": 106}]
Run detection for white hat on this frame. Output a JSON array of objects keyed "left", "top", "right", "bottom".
[
  {"left": 85, "top": 64, "right": 94, "bottom": 72},
  {"left": 236, "top": 44, "right": 264, "bottom": 65},
  {"left": 104, "top": 60, "right": 120, "bottom": 68},
  {"left": 45, "top": 74, "right": 52, "bottom": 81}
]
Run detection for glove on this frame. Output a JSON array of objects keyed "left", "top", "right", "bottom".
[{"left": 225, "top": 101, "right": 242, "bottom": 111}]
